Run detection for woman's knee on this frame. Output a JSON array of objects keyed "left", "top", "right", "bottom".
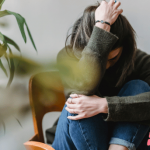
[
  {"left": 125, "top": 79, "right": 149, "bottom": 89},
  {"left": 118, "top": 79, "right": 150, "bottom": 96}
]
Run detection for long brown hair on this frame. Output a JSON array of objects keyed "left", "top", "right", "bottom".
[{"left": 65, "top": 2, "right": 137, "bottom": 87}]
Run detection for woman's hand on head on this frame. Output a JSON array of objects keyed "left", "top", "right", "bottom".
[
  {"left": 95, "top": 0, "right": 123, "bottom": 26},
  {"left": 65, "top": 94, "right": 108, "bottom": 120}
]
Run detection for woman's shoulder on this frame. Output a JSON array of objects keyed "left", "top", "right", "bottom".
[
  {"left": 135, "top": 49, "right": 150, "bottom": 57},
  {"left": 134, "top": 48, "right": 150, "bottom": 70},
  {"left": 134, "top": 49, "right": 150, "bottom": 63}
]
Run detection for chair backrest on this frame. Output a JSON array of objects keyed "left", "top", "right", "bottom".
[{"left": 29, "top": 71, "right": 66, "bottom": 143}]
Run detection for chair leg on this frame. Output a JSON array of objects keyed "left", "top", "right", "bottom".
[{"left": 24, "top": 141, "right": 55, "bottom": 150}]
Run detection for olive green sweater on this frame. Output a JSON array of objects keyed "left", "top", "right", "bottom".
[
  {"left": 57, "top": 26, "right": 150, "bottom": 126},
  {"left": 46, "top": 25, "right": 150, "bottom": 144}
]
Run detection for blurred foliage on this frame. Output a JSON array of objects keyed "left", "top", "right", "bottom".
[
  {"left": 0, "top": 19, "right": 9, "bottom": 27},
  {"left": 0, "top": 0, "right": 37, "bottom": 87},
  {"left": 0, "top": 0, "right": 80, "bottom": 132}
]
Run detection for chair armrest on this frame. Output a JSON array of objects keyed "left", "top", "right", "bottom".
[
  {"left": 24, "top": 141, "right": 55, "bottom": 150},
  {"left": 29, "top": 134, "right": 39, "bottom": 141}
]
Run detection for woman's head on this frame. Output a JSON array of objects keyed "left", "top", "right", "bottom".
[{"left": 65, "top": 2, "right": 137, "bottom": 87}]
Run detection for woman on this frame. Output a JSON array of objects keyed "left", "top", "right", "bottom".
[{"left": 51, "top": 0, "right": 150, "bottom": 149}]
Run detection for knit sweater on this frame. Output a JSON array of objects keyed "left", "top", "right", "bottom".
[
  {"left": 56, "top": 26, "right": 150, "bottom": 126},
  {"left": 46, "top": 25, "right": 150, "bottom": 144}
]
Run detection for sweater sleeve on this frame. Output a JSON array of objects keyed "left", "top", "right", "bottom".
[
  {"left": 103, "top": 50, "right": 150, "bottom": 125},
  {"left": 104, "top": 92, "right": 150, "bottom": 123},
  {"left": 57, "top": 26, "right": 118, "bottom": 97}
]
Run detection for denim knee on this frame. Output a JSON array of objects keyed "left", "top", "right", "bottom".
[
  {"left": 125, "top": 80, "right": 149, "bottom": 89},
  {"left": 118, "top": 79, "right": 150, "bottom": 96}
]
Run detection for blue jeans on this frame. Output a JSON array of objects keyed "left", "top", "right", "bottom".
[{"left": 52, "top": 80, "right": 150, "bottom": 150}]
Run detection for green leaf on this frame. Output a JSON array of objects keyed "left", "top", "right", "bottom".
[
  {"left": 12, "top": 55, "right": 41, "bottom": 75},
  {"left": 6, "top": 46, "right": 15, "bottom": 87},
  {"left": 0, "top": 32, "right": 5, "bottom": 41},
  {"left": 14, "top": 117, "right": 22, "bottom": 128},
  {"left": 0, "top": 10, "right": 8, "bottom": 18},
  {"left": 4, "top": 53, "right": 10, "bottom": 69},
  {"left": 0, "top": 10, "right": 37, "bottom": 51},
  {"left": 0, "top": 33, "right": 7, "bottom": 56},
  {"left": 25, "top": 22, "right": 37, "bottom": 51},
  {"left": 3, "top": 35, "right": 20, "bottom": 52},
  {"left": 0, "top": 32, "right": 20, "bottom": 52},
  {"left": 0, "top": 59, "right": 8, "bottom": 76},
  {"left": 0, "top": 33, "right": 8, "bottom": 57},
  {"left": 0, "top": 43, "right": 7, "bottom": 57},
  {"left": 0, "top": 0, "right": 5, "bottom": 10}
]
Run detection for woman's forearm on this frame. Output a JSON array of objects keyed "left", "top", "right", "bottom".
[
  {"left": 95, "top": 23, "right": 110, "bottom": 32},
  {"left": 57, "top": 27, "right": 118, "bottom": 97}
]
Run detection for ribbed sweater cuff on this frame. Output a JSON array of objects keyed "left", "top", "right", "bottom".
[{"left": 102, "top": 96, "right": 121, "bottom": 122}]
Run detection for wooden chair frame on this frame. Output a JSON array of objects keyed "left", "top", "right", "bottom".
[{"left": 24, "top": 71, "right": 66, "bottom": 150}]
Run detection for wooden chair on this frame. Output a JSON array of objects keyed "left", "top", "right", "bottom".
[{"left": 24, "top": 71, "right": 66, "bottom": 150}]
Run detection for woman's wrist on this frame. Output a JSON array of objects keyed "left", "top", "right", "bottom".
[
  {"left": 98, "top": 97, "right": 108, "bottom": 114},
  {"left": 95, "top": 23, "right": 111, "bottom": 32}
]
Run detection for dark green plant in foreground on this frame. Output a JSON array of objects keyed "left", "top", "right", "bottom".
[{"left": 0, "top": 0, "right": 37, "bottom": 87}]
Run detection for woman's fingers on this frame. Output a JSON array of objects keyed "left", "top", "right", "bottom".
[
  {"left": 66, "top": 97, "right": 80, "bottom": 104},
  {"left": 67, "top": 114, "right": 84, "bottom": 120},
  {"left": 65, "top": 107, "right": 76, "bottom": 114},
  {"left": 65, "top": 107, "right": 81, "bottom": 114},
  {"left": 114, "top": 1, "right": 121, "bottom": 9},
  {"left": 66, "top": 102, "right": 77, "bottom": 109},
  {"left": 70, "top": 93, "right": 83, "bottom": 98},
  {"left": 67, "top": 93, "right": 83, "bottom": 104},
  {"left": 116, "top": 9, "right": 123, "bottom": 14},
  {"left": 109, "top": 0, "right": 115, "bottom": 6},
  {"left": 101, "top": 0, "right": 108, "bottom": 4},
  {"left": 70, "top": 93, "right": 79, "bottom": 98},
  {"left": 67, "top": 97, "right": 75, "bottom": 104}
]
